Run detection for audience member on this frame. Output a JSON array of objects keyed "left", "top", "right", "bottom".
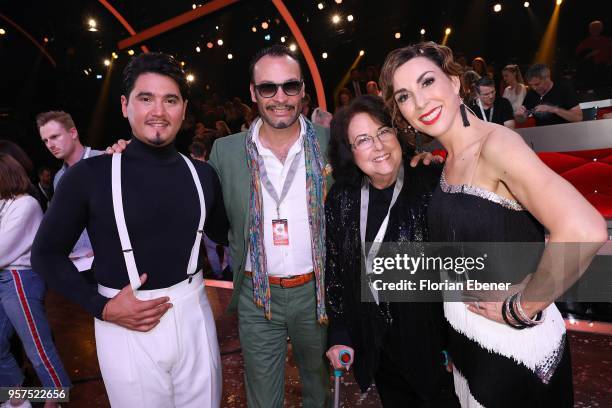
[
  {"left": 35, "top": 166, "right": 54, "bottom": 211},
  {"left": 471, "top": 56, "right": 490, "bottom": 78},
  {"left": 215, "top": 120, "right": 232, "bottom": 137},
  {"left": 311, "top": 107, "right": 333, "bottom": 128},
  {"left": 460, "top": 70, "right": 481, "bottom": 104},
  {"left": 469, "top": 76, "right": 515, "bottom": 128},
  {"left": 336, "top": 87, "right": 353, "bottom": 112},
  {"left": 366, "top": 80, "right": 381, "bottom": 96},
  {"left": 575, "top": 20, "right": 612, "bottom": 89},
  {"left": 348, "top": 68, "right": 366, "bottom": 96},
  {"left": 501, "top": 64, "right": 528, "bottom": 113},
  {"left": 516, "top": 63, "right": 583, "bottom": 126}
]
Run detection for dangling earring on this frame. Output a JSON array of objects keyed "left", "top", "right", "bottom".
[{"left": 460, "top": 103, "right": 470, "bottom": 127}]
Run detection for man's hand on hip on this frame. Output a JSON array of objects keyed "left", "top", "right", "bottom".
[{"left": 102, "top": 273, "right": 172, "bottom": 332}]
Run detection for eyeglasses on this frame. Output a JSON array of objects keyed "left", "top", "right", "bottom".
[
  {"left": 254, "top": 80, "right": 304, "bottom": 98},
  {"left": 350, "top": 127, "right": 395, "bottom": 150}
]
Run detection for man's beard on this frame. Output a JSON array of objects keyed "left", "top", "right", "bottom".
[
  {"left": 151, "top": 131, "right": 164, "bottom": 145},
  {"left": 261, "top": 104, "right": 300, "bottom": 129}
]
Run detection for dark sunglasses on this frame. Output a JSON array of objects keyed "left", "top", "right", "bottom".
[{"left": 254, "top": 80, "right": 304, "bottom": 98}]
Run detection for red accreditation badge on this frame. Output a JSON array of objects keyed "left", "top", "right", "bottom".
[{"left": 272, "top": 219, "right": 289, "bottom": 245}]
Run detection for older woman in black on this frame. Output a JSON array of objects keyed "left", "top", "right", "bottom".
[{"left": 324, "top": 95, "right": 457, "bottom": 407}]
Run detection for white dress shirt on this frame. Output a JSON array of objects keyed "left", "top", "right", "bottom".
[{"left": 245, "top": 116, "right": 314, "bottom": 277}]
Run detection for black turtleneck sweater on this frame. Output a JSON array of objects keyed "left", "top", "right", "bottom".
[{"left": 32, "top": 137, "right": 228, "bottom": 319}]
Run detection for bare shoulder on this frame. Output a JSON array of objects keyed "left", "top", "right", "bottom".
[{"left": 480, "top": 125, "right": 532, "bottom": 162}]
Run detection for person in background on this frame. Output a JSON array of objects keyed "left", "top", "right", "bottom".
[
  {"left": 1, "top": 153, "right": 71, "bottom": 408},
  {"left": 311, "top": 107, "right": 333, "bottom": 128},
  {"left": 516, "top": 63, "right": 583, "bottom": 126},
  {"left": 336, "top": 87, "right": 353, "bottom": 113},
  {"left": 501, "top": 64, "right": 528, "bottom": 114},
  {"left": 35, "top": 166, "right": 54, "bottom": 212},
  {"left": 471, "top": 56, "right": 490, "bottom": 78},
  {"left": 469, "top": 76, "right": 516, "bottom": 128},
  {"left": 366, "top": 81, "right": 382, "bottom": 97},
  {"left": 460, "top": 70, "right": 481, "bottom": 105}
]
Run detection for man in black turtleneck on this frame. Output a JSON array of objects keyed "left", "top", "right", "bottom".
[{"left": 32, "top": 53, "right": 227, "bottom": 407}]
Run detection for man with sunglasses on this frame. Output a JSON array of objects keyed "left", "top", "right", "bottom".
[{"left": 209, "top": 45, "right": 332, "bottom": 407}]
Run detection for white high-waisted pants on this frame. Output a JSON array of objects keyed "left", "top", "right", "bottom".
[{"left": 94, "top": 272, "right": 221, "bottom": 407}]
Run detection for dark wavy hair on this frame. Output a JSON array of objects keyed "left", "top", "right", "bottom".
[
  {"left": 329, "top": 95, "right": 408, "bottom": 187},
  {"left": 379, "top": 41, "right": 462, "bottom": 145}
]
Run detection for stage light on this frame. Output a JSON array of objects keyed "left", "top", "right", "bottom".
[
  {"left": 556, "top": 0, "right": 562, "bottom": 5},
  {"left": 186, "top": 74, "right": 195, "bottom": 82},
  {"left": 0, "top": 28, "right": 5, "bottom": 35},
  {"left": 524, "top": 1, "right": 529, "bottom": 7},
  {"left": 335, "top": 0, "right": 342, "bottom": 3},
  {"left": 43, "top": 37, "right": 49, "bottom": 43},
  {"left": 96, "top": 74, "right": 102, "bottom": 79},
  {"left": 207, "top": 42, "right": 213, "bottom": 48},
  {"left": 281, "top": 36, "right": 286, "bottom": 43},
  {"left": 322, "top": 52, "right": 328, "bottom": 59},
  {"left": 217, "top": 39, "right": 223, "bottom": 46},
  {"left": 84, "top": 69, "right": 89, "bottom": 75},
  {"left": 196, "top": 46, "right": 201, "bottom": 52},
  {"left": 359, "top": 50, "right": 365, "bottom": 56},
  {"left": 227, "top": 53, "right": 233, "bottom": 60},
  {"left": 127, "top": 49, "right": 135, "bottom": 56},
  {"left": 103, "top": 59, "right": 110, "bottom": 66},
  {"left": 445, "top": 27, "right": 452, "bottom": 35},
  {"left": 493, "top": 4, "right": 501, "bottom": 12},
  {"left": 347, "top": 15, "right": 354, "bottom": 22},
  {"left": 215, "top": 26, "right": 219, "bottom": 30},
  {"left": 289, "top": 43, "right": 297, "bottom": 52},
  {"left": 181, "top": 61, "right": 186, "bottom": 67},
  {"left": 192, "top": 4, "right": 196, "bottom": 9},
  {"left": 264, "top": 34, "right": 271, "bottom": 41},
  {"left": 395, "top": 32, "right": 401, "bottom": 39},
  {"left": 112, "top": 52, "right": 118, "bottom": 59},
  {"left": 332, "top": 15, "right": 341, "bottom": 24},
  {"left": 252, "top": 26, "right": 257, "bottom": 32},
  {"left": 420, "top": 28, "right": 426, "bottom": 35},
  {"left": 88, "top": 19, "right": 98, "bottom": 32},
  {"left": 317, "top": 3, "right": 324, "bottom": 10},
  {"left": 261, "top": 21, "right": 269, "bottom": 29}
]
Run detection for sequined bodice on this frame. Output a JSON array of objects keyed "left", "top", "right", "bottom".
[{"left": 428, "top": 172, "right": 544, "bottom": 243}]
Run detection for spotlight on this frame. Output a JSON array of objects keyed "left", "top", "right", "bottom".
[
  {"left": 103, "top": 59, "right": 110, "bottom": 66},
  {"left": 227, "top": 53, "right": 233, "bottom": 60},
  {"left": 281, "top": 36, "right": 286, "bottom": 43},
  {"left": 83, "top": 69, "right": 89, "bottom": 75},
  {"left": 192, "top": 4, "right": 196, "bottom": 9},
  {"left": 127, "top": 49, "right": 135, "bottom": 56},
  {"left": 261, "top": 21, "right": 269, "bottom": 29},
  {"left": 207, "top": 42, "right": 214, "bottom": 48},
  {"left": 420, "top": 28, "right": 426, "bottom": 35},
  {"left": 332, "top": 15, "right": 341, "bottom": 24},
  {"left": 264, "top": 34, "right": 271, "bottom": 41},
  {"left": 359, "top": 50, "right": 365, "bottom": 56},
  {"left": 252, "top": 26, "right": 257, "bottom": 32},
  {"left": 322, "top": 52, "right": 328, "bottom": 59},
  {"left": 523, "top": 1, "right": 529, "bottom": 7},
  {"left": 445, "top": 27, "right": 451, "bottom": 35},
  {"left": 0, "top": 28, "right": 5, "bottom": 35},
  {"left": 215, "top": 26, "right": 219, "bottom": 30},
  {"left": 556, "top": 0, "right": 562, "bottom": 4},
  {"left": 335, "top": 0, "right": 342, "bottom": 3},
  {"left": 111, "top": 52, "right": 118, "bottom": 59},
  {"left": 493, "top": 4, "right": 501, "bottom": 12},
  {"left": 88, "top": 19, "right": 97, "bottom": 28},
  {"left": 181, "top": 61, "right": 186, "bottom": 67},
  {"left": 317, "top": 3, "right": 324, "bottom": 10},
  {"left": 96, "top": 74, "right": 103, "bottom": 79},
  {"left": 196, "top": 46, "right": 201, "bottom": 53},
  {"left": 289, "top": 44, "right": 297, "bottom": 52},
  {"left": 186, "top": 74, "right": 195, "bottom": 82},
  {"left": 395, "top": 32, "right": 401, "bottom": 39},
  {"left": 43, "top": 37, "right": 49, "bottom": 43},
  {"left": 217, "top": 39, "right": 223, "bottom": 46},
  {"left": 347, "top": 15, "right": 354, "bottom": 22}
]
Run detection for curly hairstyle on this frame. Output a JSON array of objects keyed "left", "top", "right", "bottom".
[
  {"left": 379, "top": 41, "right": 462, "bottom": 145},
  {"left": 329, "top": 95, "right": 408, "bottom": 187}
]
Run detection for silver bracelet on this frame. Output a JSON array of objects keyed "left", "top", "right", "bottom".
[{"left": 515, "top": 292, "right": 545, "bottom": 326}]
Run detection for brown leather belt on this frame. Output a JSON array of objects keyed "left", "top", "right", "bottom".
[{"left": 244, "top": 271, "right": 314, "bottom": 288}]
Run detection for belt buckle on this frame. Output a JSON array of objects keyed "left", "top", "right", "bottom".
[{"left": 280, "top": 277, "right": 291, "bottom": 288}]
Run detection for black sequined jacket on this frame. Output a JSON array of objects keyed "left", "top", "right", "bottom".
[{"left": 325, "top": 160, "right": 449, "bottom": 393}]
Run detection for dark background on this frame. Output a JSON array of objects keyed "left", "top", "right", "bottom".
[{"left": 0, "top": 0, "right": 607, "bottom": 168}]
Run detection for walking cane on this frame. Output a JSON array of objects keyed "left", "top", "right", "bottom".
[{"left": 333, "top": 350, "right": 353, "bottom": 408}]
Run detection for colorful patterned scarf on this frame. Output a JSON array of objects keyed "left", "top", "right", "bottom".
[{"left": 245, "top": 117, "right": 328, "bottom": 324}]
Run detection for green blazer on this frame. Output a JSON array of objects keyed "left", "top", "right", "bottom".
[{"left": 208, "top": 121, "right": 331, "bottom": 311}]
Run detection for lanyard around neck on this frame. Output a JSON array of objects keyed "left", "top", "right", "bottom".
[
  {"left": 359, "top": 164, "right": 404, "bottom": 304},
  {"left": 477, "top": 99, "right": 494, "bottom": 122}
]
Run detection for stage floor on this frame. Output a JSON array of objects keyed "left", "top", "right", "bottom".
[{"left": 27, "top": 285, "right": 612, "bottom": 407}]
